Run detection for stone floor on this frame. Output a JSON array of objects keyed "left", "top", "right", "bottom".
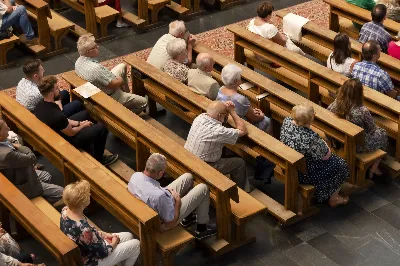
[{"left": 4, "top": 0, "right": 400, "bottom": 265}]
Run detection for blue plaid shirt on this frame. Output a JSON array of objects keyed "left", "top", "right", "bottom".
[
  {"left": 359, "top": 22, "right": 392, "bottom": 52},
  {"left": 352, "top": 61, "right": 394, "bottom": 94}
]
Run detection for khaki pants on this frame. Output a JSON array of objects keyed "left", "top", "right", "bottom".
[
  {"left": 97, "top": 232, "right": 140, "bottom": 266},
  {"left": 167, "top": 173, "right": 210, "bottom": 224},
  {"left": 110, "top": 63, "right": 148, "bottom": 114}
]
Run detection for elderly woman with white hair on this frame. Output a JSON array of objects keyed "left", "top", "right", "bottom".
[
  {"left": 147, "top": 20, "right": 195, "bottom": 70},
  {"left": 163, "top": 38, "right": 191, "bottom": 83},
  {"left": 216, "top": 64, "right": 272, "bottom": 133},
  {"left": 280, "top": 104, "right": 350, "bottom": 207},
  {"left": 60, "top": 180, "right": 140, "bottom": 266}
]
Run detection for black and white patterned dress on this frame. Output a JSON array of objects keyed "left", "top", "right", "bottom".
[
  {"left": 328, "top": 101, "right": 387, "bottom": 153},
  {"left": 280, "top": 117, "right": 349, "bottom": 202}
]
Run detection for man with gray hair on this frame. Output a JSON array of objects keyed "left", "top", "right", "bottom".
[
  {"left": 147, "top": 20, "right": 195, "bottom": 70},
  {"left": 185, "top": 101, "right": 250, "bottom": 192},
  {"left": 187, "top": 53, "right": 219, "bottom": 99},
  {"left": 75, "top": 34, "right": 148, "bottom": 114},
  {"left": 128, "top": 153, "right": 216, "bottom": 240}
]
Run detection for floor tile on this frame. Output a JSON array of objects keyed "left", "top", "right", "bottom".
[
  {"left": 351, "top": 190, "right": 390, "bottom": 212},
  {"left": 283, "top": 243, "right": 339, "bottom": 266},
  {"left": 372, "top": 203, "right": 400, "bottom": 231}
]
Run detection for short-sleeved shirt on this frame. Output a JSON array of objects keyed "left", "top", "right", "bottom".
[
  {"left": 359, "top": 22, "right": 392, "bottom": 52},
  {"left": 248, "top": 19, "right": 279, "bottom": 39},
  {"left": 327, "top": 53, "right": 356, "bottom": 77},
  {"left": 352, "top": 61, "right": 394, "bottom": 94},
  {"left": 216, "top": 89, "right": 250, "bottom": 118},
  {"left": 128, "top": 172, "right": 175, "bottom": 222},
  {"left": 16, "top": 78, "right": 43, "bottom": 112},
  {"left": 34, "top": 100, "right": 68, "bottom": 135},
  {"left": 388, "top": 41, "right": 400, "bottom": 60},
  {"left": 75, "top": 56, "right": 116, "bottom": 95},
  {"left": 60, "top": 207, "right": 112, "bottom": 266},
  {"left": 184, "top": 113, "right": 240, "bottom": 163},
  {"left": 147, "top": 33, "right": 177, "bottom": 70}
]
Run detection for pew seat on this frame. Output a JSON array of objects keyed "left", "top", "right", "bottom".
[{"left": 148, "top": 0, "right": 171, "bottom": 24}]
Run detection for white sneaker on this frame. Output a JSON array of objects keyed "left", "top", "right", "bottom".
[{"left": 116, "top": 21, "right": 130, "bottom": 28}]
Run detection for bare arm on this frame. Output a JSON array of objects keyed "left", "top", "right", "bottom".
[
  {"left": 245, "top": 106, "right": 264, "bottom": 123},
  {"left": 271, "top": 32, "right": 287, "bottom": 47},
  {"left": 227, "top": 105, "right": 248, "bottom": 137},
  {"left": 106, "top": 77, "right": 124, "bottom": 90},
  {"left": 61, "top": 121, "right": 92, "bottom": 137},
  {"left": 187, "top": 43, "right": 193, "bottom": 66},
  {"left": 161, "top": 192, "right": 181, "bottom": 231}
]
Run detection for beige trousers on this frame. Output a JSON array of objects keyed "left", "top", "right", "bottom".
[{"left": 110, "top": 63, "right": 148, "bottom": 114}]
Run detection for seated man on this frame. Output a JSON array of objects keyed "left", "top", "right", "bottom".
[
  {"left": 0, "top": 119, "right": 63, "bottom": 205},
  {"left": 128, "top": 153, "right": 216, "bottom": 239},
  {"left": 187, "top": 53, "right": 219, "bottom": 100},
  {"left": 0, "top": 0, "right": 37, "bottom": 46},
  {"left": 359, "top": 4, "right": 392, "bottom": 52},
  {"left": 147, "top": 20, "right": 195, "bottom": 70},
  {"left": 16, "top": 59, "right": 83, "bottom": 115},
  {"left": 352, "top": 40, "right": 398, "bottom": 99},
  {"left": 184, "top": 101, "right": 250, "bottom": 192},
  {"left": 34, "top": 76, "right": 118, "bottom": 166},
  {"left": 75, "top": 34, "right": 147, "bottom": 114}
]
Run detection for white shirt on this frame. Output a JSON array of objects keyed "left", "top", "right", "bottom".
[
  {"left": 327, "top": 52, "right": 356, "bottom": 77},
  {"left": 248, "top": 19, "right": 279, "bottom": 39},
  {"left": 16, "top": 78, "right": 42, "bottom": 112},
  {"left": 146, "top": 34, "right": 177, "bottom": 70},
  {"left": 0, "top": 2, "right": 8, "bottom": 28},
  {"left": 184, "top": 113, "right": 240, "bottom": 162}
]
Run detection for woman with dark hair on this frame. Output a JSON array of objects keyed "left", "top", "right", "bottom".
[
  {"left": 247, "top": 1, "right": 305, "bottom": 55},
  {"left": 327, "top": 78, "right": 387, "bottom": 178},
  {"left": 327, "top": 33, "right": 358, "bottom": 77}
]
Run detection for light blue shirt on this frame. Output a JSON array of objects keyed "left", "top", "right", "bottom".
[{"left": 128, "top": 172, "right": 175, "bottom": 222}]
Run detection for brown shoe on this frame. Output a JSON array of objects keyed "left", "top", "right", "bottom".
[{"left": 25, "top": 37, "right": 39, "bottom": 47}]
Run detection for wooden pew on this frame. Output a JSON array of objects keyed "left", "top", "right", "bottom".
[
  {"left": 16, "top": 0, "right": 74, "bottom": 56},
  {"left": 117, "top": 56, "right": 319, "bottom": 227},
  {"left": 0, "top": 93, "right": 195, "bottom": 266},
  {"left": 227, "top": 24, "right": 400, "bottom": 172},
  {"left": 275, "top": 10, "right": 400, "bottom": 87},
  {"left": 62, "top": 71, "right": 268, "bottom": 255},
  {"left": 0, "top": 173, "right": 82, "bottom": 265},
  {"left": 323, "top": 0, "right": 400, "bottom": 39},
  {"left": 0, "top": 35, "right": 20, "bottom": 70},
  {"left": 192, "top": 42, "right": 388, "bottom": 190}
]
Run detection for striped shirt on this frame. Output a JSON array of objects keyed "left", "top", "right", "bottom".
[
  {"left": 75, "top": 56, "right": 116, "bottom": 95},
  {"left": 184, "top": 113, "right": 240, "bottom": 163},
  {"left": 16, "top": 78, "right": 42, "bottom": 112}
]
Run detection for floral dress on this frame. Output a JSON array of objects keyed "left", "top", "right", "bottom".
[
  {"left": 60, "top": 207, "right": 112, "bottom": 266},
  {"left": 163, "top": 59, "right": 190, "bottom": 84},
  {"left": 216, "top": 88, "right": 271, "bottom": 132},
  {"left": 280, "top": 117, "right": 349, "bottom": 202},
  {"left": 328, "top": 102, "right": 388, "bottom": 153}
]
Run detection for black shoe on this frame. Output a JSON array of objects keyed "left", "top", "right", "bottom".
[
  {"left": 180, "top": 214, "right": 196, "bottom": 227},
  {"left": 195, "top": 224, "right": 217, "bottom": 240},
  {"left": 101, "top": 154, "right": 119, "bottom": 166}
]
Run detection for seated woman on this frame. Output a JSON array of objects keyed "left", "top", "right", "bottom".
[
  {"left": 163, "top": 38, "right": 190, "bottom": 84},
  {"left": 216, "top": 64, "right": 272, "bottom": 133},
  {"left": 388, "top": 36, "right": 400, "bottom": 59},
  {"left": 280, "top": 104, "right": 350, "bottom": 207},
  {"left": 327, "top": 79, "right": 387, "bottom": 178},
  {"left": 248, "top": 1, "right": 305, "bottom": 59},
  {"left": 327, "top": 33, "right": 357, "bottom": 77},
  {"left": 60, "top": 180, "right": 140, "bottom": 266}
]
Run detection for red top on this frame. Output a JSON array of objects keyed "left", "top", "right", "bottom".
[{"left": 388, "top": 41, "right": 400, "bottom": 60}]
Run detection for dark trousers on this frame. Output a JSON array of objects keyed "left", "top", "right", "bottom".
[
  {"left": 15, "top": 252, "right": 33, "bottom": 263},
  {"left": 60, "top": 91, "right": 87, "bottom": 117},
  {"left": 67, "top": 109, "right": 109, "bottom": 161}
]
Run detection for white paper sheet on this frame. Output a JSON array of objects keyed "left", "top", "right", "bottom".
[{"left": 74, "top": 82, "right": 101, "bottom": 98}]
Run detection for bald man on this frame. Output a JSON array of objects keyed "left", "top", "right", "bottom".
[
  {"left": 352, "top": 40, "right": 397, "bottom": 99},
  {"left": 188, "top": 53, "right": 219, "bottom": 100},
  {"left": 184, "top": 101, "right": 250, "bottom": 192}
]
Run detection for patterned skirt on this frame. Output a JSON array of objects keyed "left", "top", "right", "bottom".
[
  {"left": 357, "top": 126, "right": 388, "bottom": 153},
  {"left": 299, "top": 154, "right": 349, "bottom": 202}
]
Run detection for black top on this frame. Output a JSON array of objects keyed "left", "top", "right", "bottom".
[{"left": 35, "top": 100, "right": 69, "bottom": 135}]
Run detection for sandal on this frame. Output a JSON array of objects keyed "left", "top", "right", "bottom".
[{"left": 329, "top": 196, "right": 349, "bottom": 207}]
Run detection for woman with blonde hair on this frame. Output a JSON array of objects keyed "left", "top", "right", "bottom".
[
  {"left": 328, "top": 78, "right": 387, "bottom": 178},
  {"left": 60, "top": 180, "right": 140, "bottom": 266},
  {"left": 280, "top": 104, "right": 350, "bottom": 207}
]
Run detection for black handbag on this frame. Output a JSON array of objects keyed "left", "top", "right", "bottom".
[{"left": 0, "top": 30, "right": 12, "bottom": 41}]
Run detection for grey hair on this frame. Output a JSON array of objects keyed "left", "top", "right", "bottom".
[
  {"left": 196, "top": 53, "right": 214, "bottom": 71},
  {"left": 77, "top": 34, "right": 96, "bottom": 56},
  {"left": 169, "top": 20, "right": 186, "bottom": 36},
  {"left": 145, "top": 153, "right": 167, "bottom": 173},
  {"left": 221, "top": 64, "right": 242, "bottom": 87},
  {"left": 166, "top": 39, "right": 187, "bottom": 59}
]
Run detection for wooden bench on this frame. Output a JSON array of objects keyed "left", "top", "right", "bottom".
[
  {"left": 0, "top": 35, "right": 19, "bottom": 70},
  {"left": 16, "top": 0, "right": 74, "bottom": 56},
  {"left": 193, "top": 41, "right": 388, "bottom": 190},
  {"left": 115, "top": 56, "right": 318, "bottom": 226},
  {"left": 0, "top": 173, "right": 82, "bottom": 265},
  {"left": 324, "top": 0, "right": 400, "bottom": 39},
  {"left": 227, "top": 25, "right": 400, "bottom": 174},
  {"left": 0, "top": 93, "right": 196, "bottom": 266},
  {"left": 275, "top": 10, "right": 400, "bottom": 88},
  {"left": 62, "top": 71, "right": 269, "bottom": 255}
]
